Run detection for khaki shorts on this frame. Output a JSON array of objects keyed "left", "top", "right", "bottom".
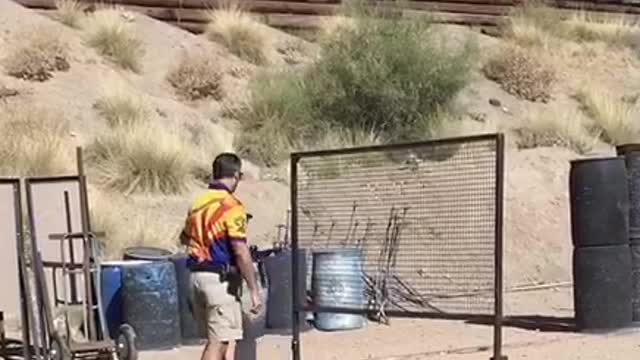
[{"left": 190, "top": 271, "right": 243, "bottom": 342}]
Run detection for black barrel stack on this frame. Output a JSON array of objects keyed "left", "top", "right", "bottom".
[
  {"left": 570, "top": 156, "right": 633, "bottom": 331},
  {"left": 617, "top": 144, "right": 640, "bottom": 323}
]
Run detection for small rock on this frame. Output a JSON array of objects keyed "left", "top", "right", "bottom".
[
  {"left": 0, "top": 87, "right": 19, "bottom": 99},
  {"left": 489, "top": 98, "right": 502, "bottom": 107},
  {"left": 156, "top": 108, "right": 167, "bottom": 118}
]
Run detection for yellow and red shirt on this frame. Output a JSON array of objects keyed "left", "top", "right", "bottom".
[{"left": 183, "top": 183, "right": 247, "bottom": 269}]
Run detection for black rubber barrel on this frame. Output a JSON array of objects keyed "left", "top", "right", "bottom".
[
  {"left": 632, "top": 244, "right": 640, "bottom": 322},
  {"left": 171, "top": 254, "right": 205, "bottom": 345},
  {"left": 263, "top": 249, "right": 308, "bottom": 330},
  {"left": 573, "top": 245, "right": 633, "bottom": 331},
  {"left": 617, "top": 144, "right": 640, "bottom": 243},
  {"left": 122, "top": 261, "right": 181, "bottom": 350},
  {"left": 123, "top": 246, "right": 173, "bottom": 261},
  {"left": 569, "top": 157, "right": 629, "bottom": 247}
]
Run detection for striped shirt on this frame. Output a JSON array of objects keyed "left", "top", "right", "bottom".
[{"left": 183, "top": 182, "right": 247, "bottom": 269}]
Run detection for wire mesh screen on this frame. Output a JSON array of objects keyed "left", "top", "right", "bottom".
[{"left": 292, "top": 134, "right": 502, "bottom": 317}]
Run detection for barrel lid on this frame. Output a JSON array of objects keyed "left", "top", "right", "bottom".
[
  {"left": 101, "top": 260, "right": 152, "bottom": 266},
  {"left": 312, "top": 248, "right": 362, "bottom": 255},
  {"left": 123, "top": 246, "right": 174, "bottom": 261},
  {"left": 569, "top": 155, "right": 624, "bottom": 164},
  {"left": 616, "top": 143, "right": 640, "bottom": 156}
]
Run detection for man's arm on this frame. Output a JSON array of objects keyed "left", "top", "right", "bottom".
[
  {"left": 230, "top": 240, "right": 259, "bottom": 293},
  {"left": 225, "top": 206, "right": 259, "bottom": 294}
]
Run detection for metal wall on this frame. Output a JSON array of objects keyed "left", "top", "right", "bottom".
[{"left": 290, "top": 133, "right": 505, "bottom": 359}]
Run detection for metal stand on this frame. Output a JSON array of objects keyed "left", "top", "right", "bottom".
[{"left": 25, "top": 147, "right": 138, "bottom": 360}]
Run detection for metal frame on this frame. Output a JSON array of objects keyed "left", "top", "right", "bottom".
[
  {"left": 0, "top": 178, "right": 34, "bottom": 360},
  {"left": 23, "top": 148, "right": 120, "bottom": 359},
  {"left": 25, "top": 175, "right": 83, "bottom": 358},
  {"left": 289, "top": 133, "right": 506, "bottom": 360}
]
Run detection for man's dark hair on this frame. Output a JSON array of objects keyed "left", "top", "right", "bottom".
[{"left": 212, "top": 153, "right": 242, "bottom": 180}]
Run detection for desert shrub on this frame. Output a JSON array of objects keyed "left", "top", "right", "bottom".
[
  {"left": 506, "top": 1, "right": 564, "bottom": 47},
  {"left": 94, "top": 82, "right": 151, "bottom": 127},
  {"left": 85, "top": 8, "right": 144, "bottom": 71},
  {"left": 185, "top": 120, "right": 230, "bottom": 182},
  {"left": 54, "top": 0, "right": 84, "bottom": 28},
  {"left": 507, "top": 2, "right": 639, "bottom": 49},
  {"left": 3, "top": 28, "right": 70, "bottom": 81},
  {"left": 564, "top": 12, "right": 640, "bottom": 47},
  {"left": 205, "top": 1, "right": 267, "bottom": 65},
  {"left": 89, "top": 190, "right": 182, "bottom": 259},
  {"left": 236, "top": 14, "right": 475, "bottom": 166},
  {"left": 515, "top": 109, "right": 597, "bottom": 154},
  {"left": 167, "top": 52, "right": 223, "bottom": 100},
  {"left": 86, "top": 124, "right": 193, "bottom": 195},
  {"left": 574, "top": 86, "right": 640, "bottom": 145},
  {"left": 0, "top": 104, "right": 71, "bottom": 176},
  {"left": 483, "top": 45, "right": 555, "bottom": 102},
  {"left": 234, "top": 72, "right": 312, "bottom": 166}
]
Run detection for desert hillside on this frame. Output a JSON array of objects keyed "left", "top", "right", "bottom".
[{"left": 2, "top": 0, "right": 639, "bottom": 296}]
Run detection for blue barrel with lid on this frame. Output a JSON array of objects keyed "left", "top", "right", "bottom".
[
  {"left": 100, "top": 260, "right": 150, "bottom": 339},
  {"left": 121, "top": 260, "right": 180, "bottom": 350}
]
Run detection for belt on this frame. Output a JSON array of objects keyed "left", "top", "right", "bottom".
[{"left": 188, "top": 262, "right": 238, "bottom": 274}]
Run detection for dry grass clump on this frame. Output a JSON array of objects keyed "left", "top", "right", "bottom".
[
  {"left": 93, "top": 81, "right": 151, "bottom": 128},
  {"left": 0, "top": 104, "right": 71, "bottom": 176},
  {"left": 185, "top": 121, "right": 230, "bottom": 182},
  {"left": 205, "top": 1, "right": 268, "bottom": 65},
  {"left": 506, "top": 1, "right": 565, "bottom": 48},
  {"left": 483, "top": 45, "right": 556, "bottom": 102},
  {"left": 574, "top": 85, "right": 640, "bottom": 145},
  {"left": 3, "top": 28, "right": 70, "bottom": 81},
  {"left": 507, "top": 2, "right": 640, "bottom": 49},
  {"left": 54, "top": 0, "right": 84, "bottom": 28},
  {"left": 167, "top": 52, "right": 223, "bottom": 100},
  {"left": 318, "top": 15, "right": 357, "bottom": 41},
  {"left": 89, "top": 190, "right": 182, "bottom": 259},
  {"left": 86, "top": 124, "right": 193, "bottom": 195},
  {"left": 85, "top": 8, "right": 144, "bottom": 71},
  {"left": 563, "top": 12, "right": 640, "bottom": 47},
  {"left": 515, "top": 109, "right": 597, "bottom": 154}
]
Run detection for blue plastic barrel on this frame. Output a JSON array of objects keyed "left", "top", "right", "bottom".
[
  {"left": 170, "top": 254, "right": 205, "bottom": 345},
  {"left": 311, "top": 248, "right": 366, "bottom": 331},
  {"left": 121, "top": 260, "right": 181, "bottom": 350},
  {"left": 100, "top": 260, "right": 150, "bottom": 338},
  {"left": 264, "top": 249, "right": 308, "bottom": 330}
]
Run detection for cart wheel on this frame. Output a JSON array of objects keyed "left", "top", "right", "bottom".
[
  {"left": 116, "top": 324, "right": 138, "bottom": 360},
  {"left": 50, "top": 335, "right": 71, "bottom": 360}
]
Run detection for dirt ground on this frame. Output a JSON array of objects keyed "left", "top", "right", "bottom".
[{"left": 138, "top": 287, "right": 640, "bottom": 360}]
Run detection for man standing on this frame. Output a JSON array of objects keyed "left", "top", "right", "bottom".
[{"left": 182, "top": 153, "right": 261, "bottom": 360}]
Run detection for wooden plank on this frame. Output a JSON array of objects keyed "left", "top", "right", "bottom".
[
  {"left": 17, "top": 0, "right": 512, "bottom": 15},
  {"left": 404, "top": 1, "right": 512, "bottom": 15},
  {"left": 13, "top": 0, "right": 520, "bottom": 9},
  {"left": 555, "top": 0, "right": 640, "bottom": 14}
]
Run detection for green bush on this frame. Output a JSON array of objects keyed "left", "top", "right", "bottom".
[{"left": 235, "top": 13, "right": 475, "bottom": 166}]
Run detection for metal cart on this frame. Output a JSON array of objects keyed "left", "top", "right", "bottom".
[{"left": 27, "top": 148, "right": 138, "bottom": 360}]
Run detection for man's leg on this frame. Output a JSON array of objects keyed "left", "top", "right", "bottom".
[
  {"left": 192, "top": 273, "right": 227, "bottom": 360},
  {"left": 194, "top": 273, "right": 243, "bottom": 360},
  {"left": 224, "top": 341, "right": 236, "bottom": 360},
  {"left": 201, "top": 340, "right": 227, "bottom": 360}
]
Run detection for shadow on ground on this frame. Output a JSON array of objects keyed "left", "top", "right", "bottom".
[{"left": 466, "top": 315, "right": 576, "bottom": 333}]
